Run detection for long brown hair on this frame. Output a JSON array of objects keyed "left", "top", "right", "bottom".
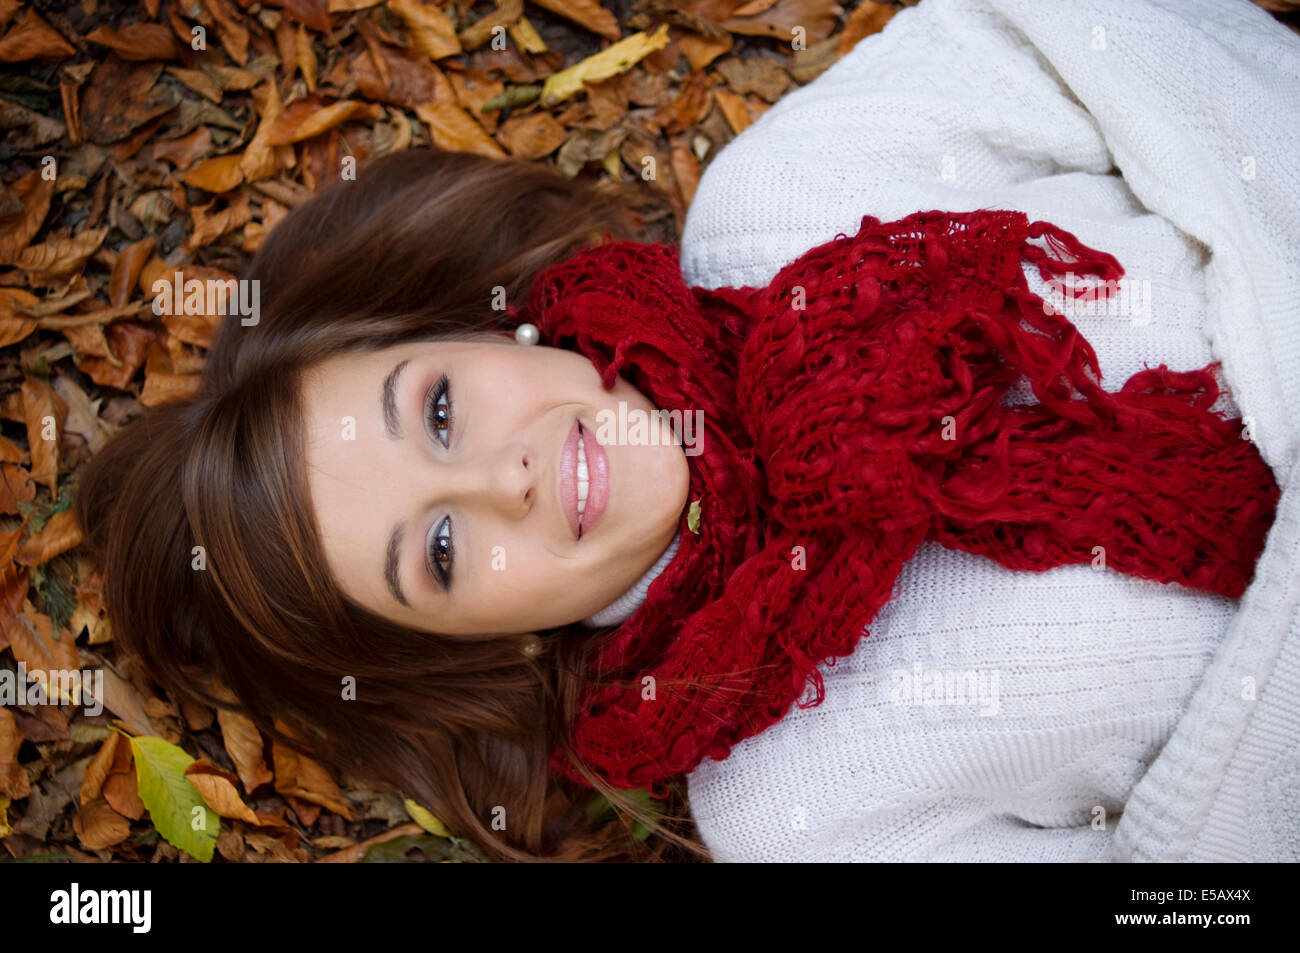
[{"left": 73, "top": 147, "right": 711, "bottom": 862}]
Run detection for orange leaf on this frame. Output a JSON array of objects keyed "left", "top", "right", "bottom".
[
  {"left": 80, "top": 731, "right": 120, "bottom": 805},
  {"left": 216, "top": 706, "right": 273, "bottom": 794},
  {"left": 389, "top": 0, "right": 461, "bottom": 60},
  {"left": 529, "top": 0, "right": 620, "bottom": 42},
  {"left": 0, "top": 169, "right": 55, "bottom": 262},
  {"left": 266, "top": 98, "right": 381, "bottom": 146},
  {"left": 19, "top": 376, "right": 67, "bottom": 497},
  {"left": 272, "top": 736, "right": 355, "bottom": 820},
  {"left": 104, "top": 738, "right": 145, "bottom": 820},
  {"left": 108, "top": 236, "right": 157, "bottom": 308},
  {"left": 0, "top": 9, "right": 75, "bottom": 63},
  {"left": 15, "top": 509, "right": 81, "bottom": 569},
  {"left": 185, "top": 758, "right": 261, "bottom": 823},
  {"left": 0, "top": 705, "right": 30, "bottom": 799},
  {"left": 183, "top": 153, "right": 245, "bottom": 194},
  {"left": 74, "top": 796, "right": 132, "bottom": 850},
  {"left": 239, "top": 80, "right": 284, "bottom": 183},
  {"left": 0, "top": 288, "right": 40, "bottom": 349}
]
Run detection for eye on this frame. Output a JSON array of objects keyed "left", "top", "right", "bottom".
[
  {"left": 425, "top": 373, "right": 452, "bottom": 448},
  {"left": 427, "top": 515, "right": 453, "bottom": 590}
]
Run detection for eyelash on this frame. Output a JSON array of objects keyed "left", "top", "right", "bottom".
[
  {"left": 424, "top": 374, "right": 454, "bottom": 589},
  {"left": 425, "top": 373, "right": 452, "bottom": 449}
]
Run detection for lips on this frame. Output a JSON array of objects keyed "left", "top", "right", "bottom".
[{"left": 559, "top": 417, "right": 609, "bottom": 540}]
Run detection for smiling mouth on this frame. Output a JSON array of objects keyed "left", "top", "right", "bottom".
[{"left": 560, "top": 417, "right": 609, "bottom": 540}]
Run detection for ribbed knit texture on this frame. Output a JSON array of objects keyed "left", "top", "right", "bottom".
[
  {"left": 677, "top": 0, "right": 1300, "bottom": 861},
  {"left": 581, "top": 532, "right": 680, "bottom": 627}
]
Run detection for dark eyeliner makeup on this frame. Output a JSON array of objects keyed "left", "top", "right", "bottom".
[
  {"left": 428, "top": 515, "right": 453, "bottom": 589},
  {"left": 425, "top": 373, "right": 452, "bottom": 448},
  {"left": 424, "top": 373, "right": 454, "bottom": 589}
]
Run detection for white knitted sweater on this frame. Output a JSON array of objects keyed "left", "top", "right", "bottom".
[{"left": 677, "top": 0, "right": 1300, "bottom": 861}]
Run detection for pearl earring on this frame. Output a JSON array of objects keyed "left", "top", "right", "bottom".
[{"left": 515, "top": 322, "right": 539, "bottom": 346}]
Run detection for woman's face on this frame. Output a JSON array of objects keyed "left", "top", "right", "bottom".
[{"left": 300, "top": 334, "right": 690, "bottom": 638}]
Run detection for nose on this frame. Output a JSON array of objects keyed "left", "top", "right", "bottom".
[{"left": 434, "top": 441, "right": 536, "bottom": 520}]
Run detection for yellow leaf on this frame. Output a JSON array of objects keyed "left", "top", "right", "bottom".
[
  {"left": 404, "top": 797, "right": 452, "bottom": 837},
  {"left": 541, "top": 23, "right": 670, "bottom": 106}
]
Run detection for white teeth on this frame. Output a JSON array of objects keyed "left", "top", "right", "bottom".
[{"left": 576, "top": 433, "right": 589, "bottom": 519}]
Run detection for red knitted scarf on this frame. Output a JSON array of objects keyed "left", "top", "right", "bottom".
[{"left": 518, "top": 208, "right": 1280, "bottom": 792}]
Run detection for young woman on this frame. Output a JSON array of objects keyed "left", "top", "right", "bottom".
[{"left": 74, "top": 0, "right": 1297, "bottom": 863}]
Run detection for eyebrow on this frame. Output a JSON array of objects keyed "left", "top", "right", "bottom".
[
  {"left": 385, "top": 519, "right": 410, "bottom": 608},
  {"left": 382, "top": 358, "right": 412, "bottom": 607},
  {"left": 382, "top": 358, "right": 409, "bottom": 440}
]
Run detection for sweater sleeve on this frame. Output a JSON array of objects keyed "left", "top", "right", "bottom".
[{"left": 680, "top": 0, "right": 1116, "bottom": 292}]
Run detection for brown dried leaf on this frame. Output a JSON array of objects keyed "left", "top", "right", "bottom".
[
  {"left": 496, "top": 112, "right": 566, "bottom": 160},
  {"left": 216, "top": 706, "right": 273, "bottom": 794},
  {"left": 74, "top": 320, "right": 156, "bottom": 390},
  {"left": 16, "top": 508, "right": 82, "bottom": 568},
  {"left": 390, "top": 0, "right": 461, "bottom": 60},
  {"left": 108, "top": 236, "right": 157, "bottom": 308},
  {"left": 80, "top": 57, "right": 178, "bottom": 144},
  {"left": 152, "top": 125, "right": 213, "bottom": 169},
  {"left": 0, "top": 705, "right": 31, "bottom": 799},
  {"left": 272, "top": 735, "right": 355, "bottom": 820},
  {"left": 0, "top": 465, "right": 36, "bottom": 516},
  {"left": 20, "top": 376, "right": 68, "bottom": 497},
  {"left": 0, "top": 169, "right": 56, "bottom": 262},
  {"left": 13, "top": 226, "right": 108, "bottom": 287},
  {"left": 85, "top": 23, "right": 180, "bottom": 61},
  {"left": 414, "top": 100, "right": 506, "bottom": 158},
  {"left": 0, "top": 9, "right": 75, "bottom": 63},
  {"left": 185, "top": 758, "right": 260, "bottom": 823},
  {"left": 103, "top": 738, "right": 145, "bottom": 820},
  {"left": 0, "top": 288, "right": 40, "bottom": 349},
  {"left": 183, "top": 153, "right": 245, "bottom": 193},
  {"left": 74, "top": 796, "right": 132, "bottom": 849},
  {"left": 202, "top": 0, "right": 250, "bottom": 66},
  {"left": 267, "top": 97, "right": 381, "bottom": 145},
  {"left": 528, "top": 0, "right": 620, "bottom": 42},
  {"left": 80, "top": 730, "right": 120, "bottom": 805}
]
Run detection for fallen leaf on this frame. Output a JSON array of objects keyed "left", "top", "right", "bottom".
[
  {"left": 529, "top": 0, "right": 620, "bottom": 41},
  {"left": 0, "top": 705, "right": 30, "bottom": 800},
  {"left": 267, "top": 97, "right": 381, "bottom": 145},
  {"left": 390, "top": 0, "right": 461, "bottom": 60},
  {"left": 541, "top": 24, "right": 671, "bottom": 106},
  {"left": 184, "top": 758, "right": 260, "bottom": 823},
  {"left": 73, "top": 795, "right": 132, "bottom": 849},
  {"left": 215, "top": 705, "right": 273, "bottom": 794},
  {"left": 20, "top": 376, "right": 69, "bottom": 497},
  {"left": 0, "top": 8, "right": 75, "bottom": 62},
  {"left": 16, "top": 508, "right": 82, "bottom": 569},
  {"left": 183, "top": 153, "right": 245, "bottom": 193},
  {"left": 80, "top": 731, "right": 121, "bottom": 805},
  {"left": 272, "top": 734, "right": 355, "bottom": 820},
  {"left": 414, "top": 100, "right": 506, "bottom": 157},
  {"left": 130, "top": 735, "right": 219, "bottom": 862},
  {"left": 0, "top": 169, "right": 56, "bottom": 262},
  {"left": 85, "top": 23, "right": 180, "bottom": 61}
]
